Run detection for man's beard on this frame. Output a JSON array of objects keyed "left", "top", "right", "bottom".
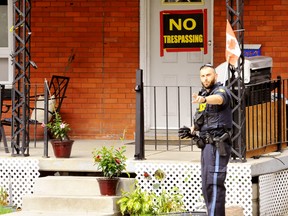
[{"left": 202, "top": 78, "right": 216, "bottom": 90}]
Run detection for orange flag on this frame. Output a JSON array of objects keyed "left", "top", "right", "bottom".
[{"left": 225, "top": 20, "right": 241, "bottom": 66}]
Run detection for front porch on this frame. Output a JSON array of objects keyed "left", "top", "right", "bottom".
[{"left": 1, "top": 140, "right": 288, "bottom": 215}]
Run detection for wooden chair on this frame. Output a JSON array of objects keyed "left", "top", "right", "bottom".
[
  {"left": 0, "top": 75, "right": 70, "bottom": 148},
  {"left": 29, "top": 75, "right": 70, "bottom": 145}
]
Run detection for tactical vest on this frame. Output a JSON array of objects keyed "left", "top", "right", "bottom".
[{"left": 194, "top": 83, "right": 232, "bottom": 133}]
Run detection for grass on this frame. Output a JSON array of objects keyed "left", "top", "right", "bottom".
[{"left": 0, "top": 205, "right": 14, "bottom": 214}]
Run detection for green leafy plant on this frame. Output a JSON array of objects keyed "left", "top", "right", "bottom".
[
  {"left": 92, "top": 146, "right": 127, "bottom": 178},
  {"left": 0, "top": 187, "right": 8, "bottom": 206},
  {"left": 118, "top": 169, "right": 186, "bottom": 215},
  {"left": 0, "top": 206, "right": 14, "bottom": 215},
  {"left": 154, "top": 187, "right": 185, "bottom": 215},
  {"left": 45, "top": 112, "right": 71, "bottom": 141},
  {"left": 0, "top": 187, "right": 18, "bottom": 214},
  {"left": 118, "top": 183, "right": 155, "bottom": 215}
]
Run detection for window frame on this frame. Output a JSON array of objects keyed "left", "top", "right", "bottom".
[{"left": 0, "top": 1, "right": 13, "bottom": 88}]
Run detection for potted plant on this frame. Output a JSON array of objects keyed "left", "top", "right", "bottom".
[
  {"left": 92, "top": 145, "right": 128, "bottom": 196},
  {"left": 45, "top": 112, "right": 74, "bottom": 158}
]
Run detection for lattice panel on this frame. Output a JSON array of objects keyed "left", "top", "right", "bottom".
[
  {"left": 259, "top": 169, "right": 288, "bottom": 216},
  {"left": 134, "top": 162, "right": 252, "bottom": 216},
  {"left": 0, "top": 158, "right": 40, "bottom": 208}
]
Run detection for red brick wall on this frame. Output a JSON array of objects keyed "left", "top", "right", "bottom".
[
  {"left": 213, "top": 1, "right": 226, "bottom": 67},
  {"left": 214, "top": 0, "right": 288, "bottom": 79},
  {"left": 31, "top": 0, "right": 139, "bottom": 139},
  {"left": 29, "top": 0, "right": 288, "bottom": 140}
]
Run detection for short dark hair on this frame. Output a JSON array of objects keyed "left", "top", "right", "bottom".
[{"left": 200, "top": 64, "right": 216, "bottom": 72}]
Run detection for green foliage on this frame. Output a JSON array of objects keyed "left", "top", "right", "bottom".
[
  {"left": 154, "top": 187, "right": 185, "bottom": 215},
  {"left": 154, "top": 169, "right": 166, "bottom": 181},
  {"left": 118, "top": 185, "right": 155, "bottom": 215},
  {"left": 118, "top": 184, "right": 185, "bottom": 216},
  {"left": 0, "top": 187, "right": 8, "bottom": 207},
  {"left": 118, "top": 173, "right": 186, "bottom": 216},
  {"left": 92, "top": 146, "right": 127, "bottom": 178},
  {"left": 46, "top": 112, "right": 71, "bottom": 141},
  {"left": 0, "top": 205, "right": 14, "bottom": 215},
  {"left": 0, "top": 187, "right": 17, "bottom": 214}
]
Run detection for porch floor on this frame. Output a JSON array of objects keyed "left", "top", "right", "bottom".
[{"left": 1, "top": 139, "right": 288, "bottom": 177}]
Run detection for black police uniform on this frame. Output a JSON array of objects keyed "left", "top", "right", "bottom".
[{"left": 195, "top": 82, "right": 232, "bottom": 216}]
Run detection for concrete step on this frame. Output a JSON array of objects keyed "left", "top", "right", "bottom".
[
  {"left": 23, "top": 195, "right": 121, "bottom": 212},
  {"left": 32, "top": 176, "right": 134, "bottom": 196},
  {"left": 7, "top": 210, "right": 121, "bottom": 216},
  {"left": 16, "top": 176, "right": 135, "bottom": 216}
]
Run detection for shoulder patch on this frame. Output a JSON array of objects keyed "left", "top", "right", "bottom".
[{"left": 217, "top": 88, "right": 225, "bottom": 93}]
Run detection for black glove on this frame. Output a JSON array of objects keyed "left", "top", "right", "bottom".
[{"left": 178, "top": 126, "right": 193, "bottom": 139}]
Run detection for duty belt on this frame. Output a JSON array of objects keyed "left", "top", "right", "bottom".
[{"left": 202, "top": 133, "right": 214, "bottom": 144}]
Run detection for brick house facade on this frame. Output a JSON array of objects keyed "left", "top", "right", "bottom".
[{"left": 29, "top": 0, "right": 288, "bottom": 140}]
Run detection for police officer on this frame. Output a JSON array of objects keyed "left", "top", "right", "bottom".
[{"left": 180, "top": 64, "right": 232, "bottom": 216}]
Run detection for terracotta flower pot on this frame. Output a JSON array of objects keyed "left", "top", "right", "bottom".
[
  {"left": 50, "top": 139, "right": 74, "bottom": 158},
  {"left": 97, "top": 177, "right": 119, "bottom": 196}
]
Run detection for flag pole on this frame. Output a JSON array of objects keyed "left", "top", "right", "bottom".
[{"left": 223, "top": 55, "right": 230, "bottom": 86}]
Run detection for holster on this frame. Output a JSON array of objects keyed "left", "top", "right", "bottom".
[
  {"left": 201, "top": 132, "right": 231, "bottom": 157},
  {"left": 203, "top": 133, "right": 214, "bottom": 144},
  {"left": 213, "top": 133, "right": 230, "bottom": 157}
]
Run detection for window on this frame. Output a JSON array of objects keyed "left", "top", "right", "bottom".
[{"left": 0, "top": 0, "right": 13, "bottom": 87}]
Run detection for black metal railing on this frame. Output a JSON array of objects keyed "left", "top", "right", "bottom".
[
  {"left": 245, "top": 77, "right": 287, "bottom": 157},
  {"left": 135, "top": 69, "right": 288, "bottom": 160},
  {"left": 143, "top": 85, "right": 198, "bottom": 151}
]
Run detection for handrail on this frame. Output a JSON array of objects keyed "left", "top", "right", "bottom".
[
  {"left": 134, "top": 69, "right": 145, "bottom": 160},
  {"left": 135, "top": 72, "right": 288, "bottom": 160},
  {"left": 43, "top": 80, "right": 49, "bottom": 158}
]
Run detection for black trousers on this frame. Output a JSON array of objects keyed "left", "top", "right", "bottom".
[{"left": 201, "top": 141, "right": 231, "bottom": 216}]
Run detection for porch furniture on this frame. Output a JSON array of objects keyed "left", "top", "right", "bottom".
[
  {"left": 29, "top": 75, "right": 70, "bottom": 146},
  {"left": 0, "top": 76, "right": 70, "bottom": 148}
]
